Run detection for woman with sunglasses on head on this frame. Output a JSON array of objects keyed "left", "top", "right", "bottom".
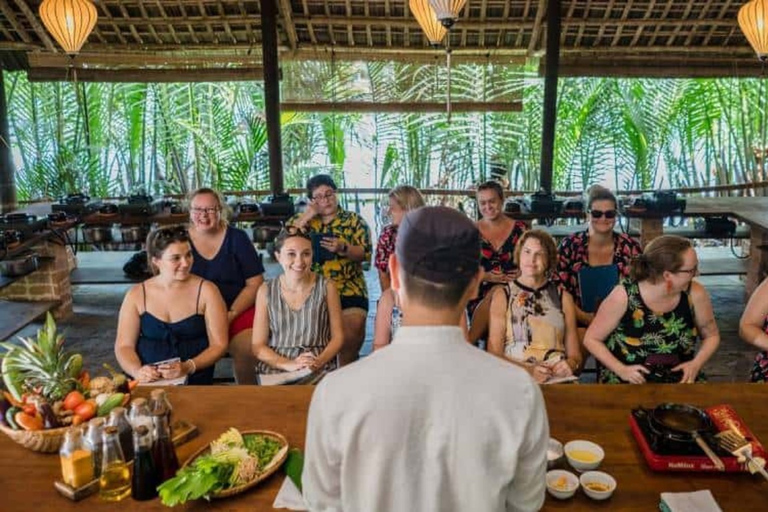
[
  {"left": 486, "top": 230, "right": 582, "bottom": 384},
  {"left": 252, "top": 227, "right": 343, "bottom": 377},
  {"left": 186, "top": 188, "right": 265, "bottom": 384},
  {"left": 466, "top": 180, "right": 527, "bottom": 344},
  {"left": 557, "top": 186, "right": 641, "bottom": 328},
  {"left": 583, "top": 235, "right": 720, "bottom": 384},
  {"left": 287, "top": 174, "right": 372, "bottom": 366},
  {"left": 114, "top": 226, "right": 229, "bottom": 385},
  {"left": 374, "top": 185, "right": 425, "bottom": 292}
]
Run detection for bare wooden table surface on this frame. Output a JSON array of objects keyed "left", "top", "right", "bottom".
[{"left": 1, "top": 384, "right": 767, "bottom": 511}]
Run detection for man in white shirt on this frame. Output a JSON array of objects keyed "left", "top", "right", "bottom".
[{"left": 303, "top": 206, "right": 549, "bottom": 512}]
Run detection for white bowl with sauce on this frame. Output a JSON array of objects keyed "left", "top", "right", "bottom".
[
  {"left": 546, "top": 469, "right": 579, "bottom": 499},
  {"left": 564, "top": 440, "right": 604, "bottom": 471},
  {"left": 547, "top": 438, "right": 564, "bottom": 469},
  {"left": 579, "top": 470, "right": 617, "bottom": 500}
]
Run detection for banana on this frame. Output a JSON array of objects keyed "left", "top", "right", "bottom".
[{"left": 65, "top": 354, "right": 83, "bottom": 379}]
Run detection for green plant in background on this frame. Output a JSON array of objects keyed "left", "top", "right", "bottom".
[{"left": 4, "top": 62, "right": 768, "bottom": 201}]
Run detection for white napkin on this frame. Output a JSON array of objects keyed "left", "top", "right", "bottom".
[
  {"left": 660, "top": 490, "right": 723, "bottom": 512},
  {"left": 272, "top": 476, "right": 308, "bottom": 511}
]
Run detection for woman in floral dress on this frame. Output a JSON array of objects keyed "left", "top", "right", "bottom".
[
  {"left": 583, "top": 235, "right": 720, "bottom": 384},
  {"left": 557, "top": 186, "right": 641, "bottom": 328},
  {"left": 739, "top": 277, "right": 768, "bottom": 382},
  {"left": 467, "top": 181, "right": 526, "bottom": 344}
]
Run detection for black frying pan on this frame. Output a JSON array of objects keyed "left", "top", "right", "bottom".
[{"left": 650, "top": 403, "right": 725, "bottom": 471}]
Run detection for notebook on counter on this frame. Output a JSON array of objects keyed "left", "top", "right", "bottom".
[{"left": 578, "top": 264, "right": 619, "bottom": 313}]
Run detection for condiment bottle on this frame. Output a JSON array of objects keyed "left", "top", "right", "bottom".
[
  {"left": 107, "top": 407, "right": 134, "bottom": 461},
  {"left": 131, "top": 425, "right": 159, "bottom": 501},
  {"left": 149, "top": 389, "right": 173, "bottom": 432},
  {"left": 60, "top": 427, "right": 94, "bottom": 488},
  {"left": 84, "top": 417, "right": 105, "bottom": 477},
  {"left": 128, "top": 398, "right": 154, "bottom": 443},
  {"left": 152, "top": 411, "right": 179, "bottom": 483},
  {"left": 99, "top": 426, "right": 131, "bottom": 502}
]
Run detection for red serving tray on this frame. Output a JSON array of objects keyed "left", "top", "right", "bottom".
[{"left": 629, "top": 404, "right": 766, "bottom": 473}]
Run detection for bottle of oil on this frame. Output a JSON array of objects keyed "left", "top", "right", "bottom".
[
  {"left": 99, "top": 426, "right": 131, "bottom": 502},
  {"left": 131, "top": 425, "right": 159, "bottom": 501}
]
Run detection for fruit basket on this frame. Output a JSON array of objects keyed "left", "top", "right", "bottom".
[{"left": 0, "top": 423, "right": 68, "bottom": 453}]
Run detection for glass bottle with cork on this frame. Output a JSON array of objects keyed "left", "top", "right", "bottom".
[
  {"left": 152, "top": 408, "right": 179, "bottom": 483},
  {"left": 107, "top": 407, "right": 134, "bottom": 461},
  {"left": 149, "top": 389, "right": 173, "bottom": 431},
  {"left": 128, "top": 397, "right": 154, "bottom": 443},
  {"left": 99, "top": 426, "right": 131, "bottom": 502},
  {"left": 60, "top": 427, "right": 94, "bottom": 489},
  {"left": 131, "top": 424, "right": 159, "bottom": 501},
  {"left": 84, "top": 417, "right": 105, "bottom": 478}
]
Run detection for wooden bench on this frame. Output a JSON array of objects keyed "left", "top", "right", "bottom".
[{"left": 0, "top": 300, "right": 59, "bottom": 342}]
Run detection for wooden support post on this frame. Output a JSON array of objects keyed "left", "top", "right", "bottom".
[
  {"left": 539, "top": 0, "right": 561, "bottom": 194},
  {"left": 0, "top": 68, "right": 16, "bottom": 213},
  {"left": 261, "top": 0, "right": 284, "bottom": 196},
  {"left": 639, "top": 217, "right": 663, "bottom": 248}
]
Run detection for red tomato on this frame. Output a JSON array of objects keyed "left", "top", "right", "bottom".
[
  {"left": 74, "top": 401, "right": 96, "bottom": 421},
  {"left": 63, "top": 391, "right": 86, "bottom": 411}
]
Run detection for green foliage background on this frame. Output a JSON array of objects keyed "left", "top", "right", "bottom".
[{"left": 4, "top": 60, "right": 767, "bottom": 200}]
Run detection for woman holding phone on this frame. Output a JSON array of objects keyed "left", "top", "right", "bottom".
[
  {"left": 114, "top": 226, "right": 229, "bottom": 385},
  {"left": 287, "top": 174, "right": 372, "bottom": 366}
]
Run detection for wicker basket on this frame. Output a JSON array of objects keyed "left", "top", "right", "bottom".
[
  {"left": 182, "top": 429, "right": 289, "bottom": 499},
  {"left": 0, "top": 423, "right": 69, "bottom": 453}
]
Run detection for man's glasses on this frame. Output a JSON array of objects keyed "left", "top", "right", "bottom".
[
  {"left": 311, "top": 191, "right": 336, "bottom": 202},
  {"left": 190, "top": 207, "right": 220, "bottom": 216},
  {"left": 590, "top": 209, "right": 618, "bottom": 219}
]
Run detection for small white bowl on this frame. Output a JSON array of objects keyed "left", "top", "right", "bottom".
[
  {"left": 579, "top": 470, "right": 617, "bottom": 500},
  {"left": 564, "top": 440, "right": 604, "bottom": 471},
  {"left": 546, "top": 469, "right": 579, "bottom": 500},
  {"left": 547, "top": 438, "right": 564, "bottom": 469}
]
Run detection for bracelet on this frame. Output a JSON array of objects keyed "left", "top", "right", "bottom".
[
  {"left": 187, "top": 359, "right": 197, "bottom": 375},
  {"left": 340, "top": 242, "right": 349, "bottom": 255}
]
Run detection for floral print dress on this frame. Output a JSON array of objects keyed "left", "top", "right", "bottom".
[
  {"left": 557, "top": 230, "right": 641, "bottom": 310},
  {"left": 599, "top": 279, "right": 701, "bottom": 384},
  {"left": 749, "top": 318, "right": 768, "bottom": 382},
  {"left": 467, "top": 221, "right": 526, "bottom": 316}
]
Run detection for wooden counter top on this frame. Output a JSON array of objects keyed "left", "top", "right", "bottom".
[{"left": 1, "top": 383, "right": 767, "bottom": 511}]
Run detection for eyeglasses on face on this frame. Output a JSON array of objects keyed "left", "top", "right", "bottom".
[
  {"left": 590, "top": 209, "right": 618, "bottom": 219},
  {"left": 190, "top": 206, "right": 220, "bottom": 215},
  {"left": 675, "top": 265, "right": 699, "bottom": 275},
  {"left": 311, "top": 190, "right": 336, "bottom": 202}
]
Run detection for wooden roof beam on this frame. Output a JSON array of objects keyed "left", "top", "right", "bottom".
[
  {"left": 27, "top": 67, "right": 264, "bottom": 83},
  {"left": 0, "top": 0, "right": 33, "bottom": 44},
  {"left": 27, "top": 51, "right": 265, "bottom": 68},
  {"left": 277, "top": 0, "right": 298, "bottom": 50},
  {"left": 281, "top": 101, "right": 523, "bottom": 113},
  {"left": 528, "top": 0, "right": 547, "bottom": 55},
  {"left": 11, "top": 0, "right": 57, "bottom": 52}
]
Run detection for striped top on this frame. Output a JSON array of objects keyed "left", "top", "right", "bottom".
[{"left": 256, "top": 274, "right": 336, "bottom": 375}]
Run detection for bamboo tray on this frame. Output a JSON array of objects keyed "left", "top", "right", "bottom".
[{"left": 182, "top": 429, "right": 289, "bottom": 499}]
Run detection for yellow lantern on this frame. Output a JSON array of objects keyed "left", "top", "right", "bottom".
[
  {"left": 428, "top": 0, "right": 468, "bottom": 28},
  {"left": 39, "top": 0, "right": 98, "bottom": 54},
  {"left": 410, "top": 0, "right": 447, "bottom": 45},
  {"left": 739, "top": 0, "right": 768, "bottom": 61}
]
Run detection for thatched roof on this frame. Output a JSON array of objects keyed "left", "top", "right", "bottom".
[{"left": 0, "top": 1, "right": 762, "bottom": 78}]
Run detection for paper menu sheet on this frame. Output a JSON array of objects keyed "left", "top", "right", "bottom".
[
  {"left": 137, "top": 375, "right": 187, "bottom": 386},
  {"left": 257, "top": 368, "right": 313, "bottom": 386}
]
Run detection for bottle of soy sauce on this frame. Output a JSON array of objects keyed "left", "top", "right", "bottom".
[
  {"left": 131, "top": 425, "right": 159, "bottom": 501},
  {"left": 152, "top": 411, "right": 179, "bottom": 483},
  {"left": 107, "top": 407, "right": 134, "bottom": 462}
]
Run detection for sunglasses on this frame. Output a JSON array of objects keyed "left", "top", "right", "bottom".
[
  {"left": 590, "top": 209, "right": 618, "bottom": 219},
  {"left": 280, "top": 225, "right": 312, "bottom": 240}
]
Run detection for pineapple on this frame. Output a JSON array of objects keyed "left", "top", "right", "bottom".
[{"left": 0, "top": 313, "right": 81, "bottom": 402}]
